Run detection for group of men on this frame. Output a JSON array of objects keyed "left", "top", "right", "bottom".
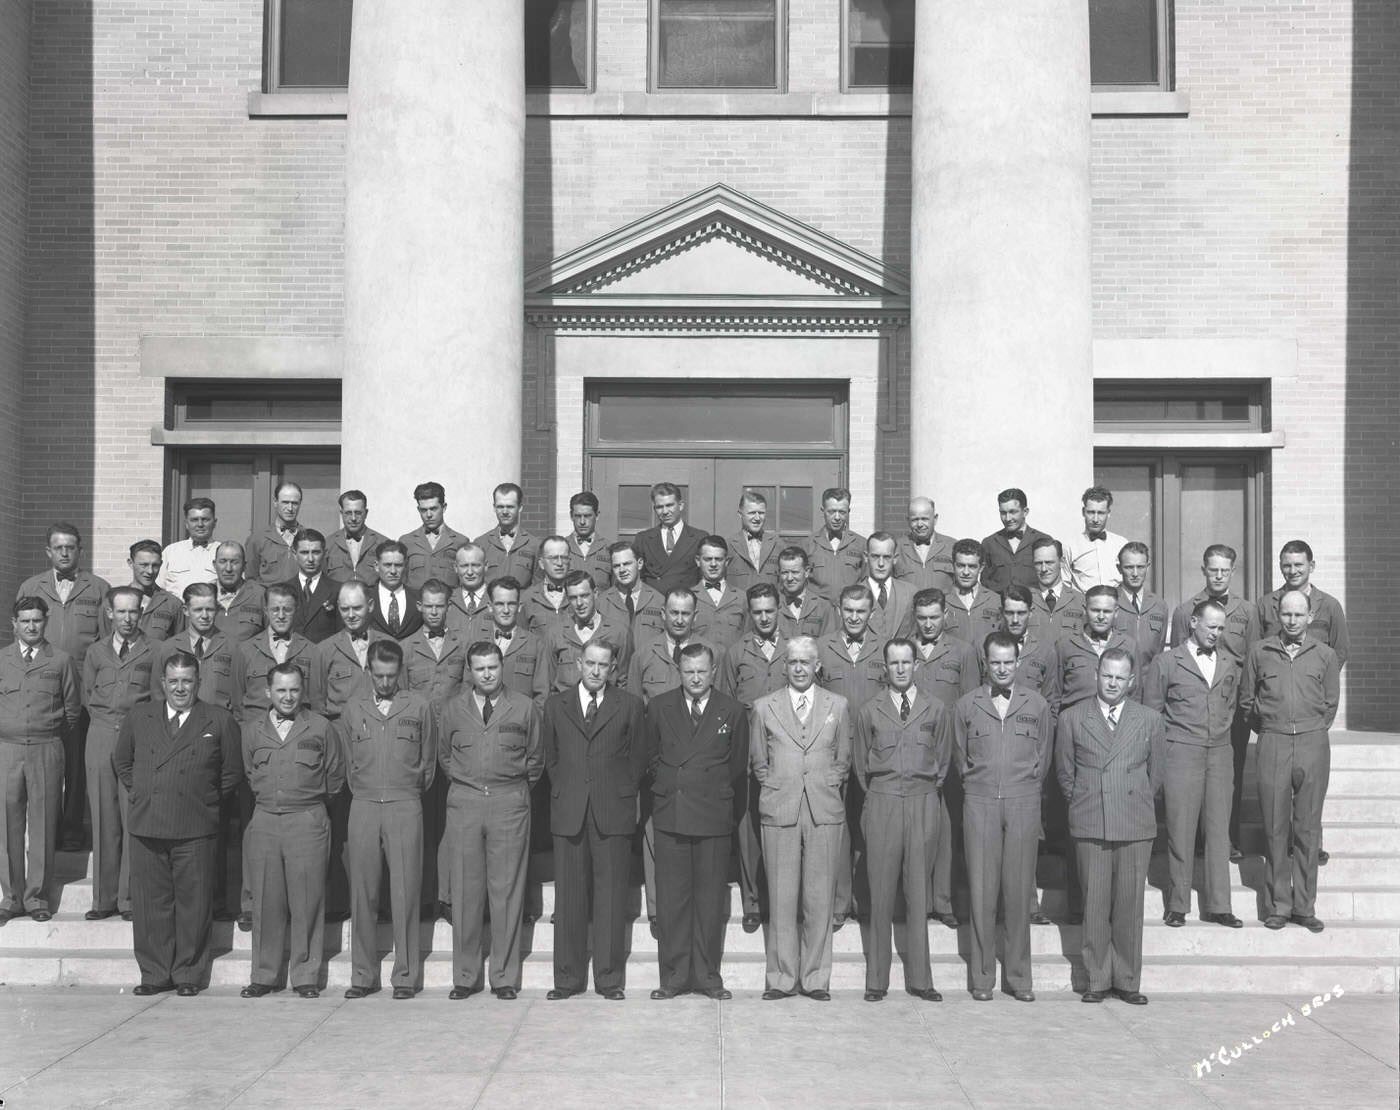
[{"left": 0, "top": 478, "right": 1343, "bottom": 1004}]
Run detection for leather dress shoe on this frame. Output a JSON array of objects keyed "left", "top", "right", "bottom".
[
  {"left": 651, "top": 987, "right": 682, "bottom": 1000},
  {"left": 240, "top": 983, "right": 274, "bottom": 998},
  {"left": 1081, "top": 989, "right": 1107, "bottom": 1003},
  {"left": 120, "top": 910, "right": 133, "bottom": 922},
  {"left": 971, "top": 988, "right": 994, "bottom": 1002},
  {"left": 1114, "top": 988, "right": 1148, "bottom": 1005},
  {"left": 546, "top": 988, "right": 577, "bottom": 1000},
  {"left": 176, "top": 985, "right": 201, "bottom": 997},
  {"left": 436, "top": 900, "right": 451, "bottom": 919},
  {"left": 1029, "top": 909, "right": 1052, "bottom": 926},
  {"left": 295, "top": 985, "right": 319, "bottom": 999},
  {"left": 1203, "top": 911, "right": 1243, "bottom": 929},
  {"left": 343, "top": 985, "right": 379, "bottom": 999},
  {"left": 1263, "top": 915, "right": 1288, "bottom": 930},
  {"left": 864, "top": 990, "right": 886, "bottom": 1002},
  {"left": 762, "top": 989, "right": 790, "bottom": 1000},
  {"left": 392, "top": 986, "right": 415, "bottom": 1000},
  {"left": 86, "top": 908, "right": 118, "bottom": 921},
  {"left": 741, "top": 913, "right": 762, "bottom": 933},
  {"left": 602, "top": 987, "right": 625, "bottom": 1001},
  {"left": 1318, "top": 849, "right": 1330, "bottom": 865},
  {"left": 1012, "top": 989, "right": 1035, "bottom": 1003},
  {"left": 938, "top": 912, "right": 959, "bottom": 929},
  {"left": 831, "top": 914, "right": 847, "bottom": 932},
  {"left": 1228, "top": 844, "right": 1244, "bottom": 862},
  {"left": 134, "top": 982, "right": 175, "bottom": 996},
  {"left": 915, "top": 988, "right": 942, "bottom": 1002},
  {"left": 493, "top": 987, "right": 517, "bottom": 1000},
  {"left": 1163, "top": 910, "right": 1186, "bottom": 927},
  {"left": 30, "top": 909, "right": 52, "bottom": 922},
  {"left": 448, "top": 986, "right": 480, "bottom": 1000},
  {"left": 802, "top": 989, "right": 831, "bottom": 1001},
  {"left": 236, "top": 912, "right": 252, "bottom": 932},
  {"left": 1290, "top": 914, "right": 1325, "bottom": 933},
  {"left": 702, "top": 988, "right": 732, "bottom": 1000}
]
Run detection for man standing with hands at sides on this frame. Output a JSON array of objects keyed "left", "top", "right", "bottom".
[
  {"left": 108, "top": 540, "right": 181, "bottom": 642},
  {"left": 1257, "top": 541, "right": 1349, "bottom": 665},
  {"left": 645, "top": 643, "right": 748, "bottom": 1000},
  {"left": 635, "top": 482, "right": 705, "bottom": 596},
  {"left": 775, "top": 547, "right": 836, "bottom": 641},
  {"left": 997, "top": 587, "right": 1057, "bottom": 699},
  {"left": 719, "top": 583, "right": 789, "bottom": 934},
  {"left": 400, "top": 481, "right": 469, "bottom": 592},
  {"left": 692, "top": 536, "right": 748, "bottom": 651},
  {"left": 82, "top": 587, "right": 155, "bottom": 922},
  {"left": 212, "top": 542, "right": 266, "bottom": 644},
  {"left": 1170, "top": 544, "right": 1260, "bottom": 861},
  {"left": 1145, "top": 599, "right": 1243, "bottom": 931},
  {"left": 854, "top": 638, "right": 950, "bottom": 1003},
  {"left": 566, "top": 491, "right": 613, "bottom": 590},
  {"left": 980, "top": 488, "right": 1054, "bottom": 595},
  {"left": 0, "top": 598, "right": 81, "bottom": 925},
  {"left": 519, "top": 536, "right": 573, "bottom": 638},
  {"left": 325, "top": 490, "right": 387, "bottom": 584},
  {"left": 1063, "top": 487, "right": 1128, "bottom": 593},
  {"left": 597, "top": 539, "right": 667, "bottom": 644},
  {"left": 439, "top": 641, "right": 543, "bottom": 1000},
  {"left": 955, "top": 633, "right": 1052, "bottom": 1003},
  {"left": 726, "top": 490, "right": 779, "bottom": 597},
  {"left": 1115, "top": 542, "right": 1170, "bottom": 679},
  {"left": 895, "top": 497, "right": 957, "bottom": 592},
  {"left": 862, "top": 532, "right": 916, "bottom": 643},
  {"left": 337, "top": 641, "right": 436, "bottom": 1000},
  {"left": 805, "top": 487, "right": 866, "bottom": 604},
  {"left": 115, "top": 651, "right": 241, "bottom": 996},
  {"left": 446, "top": 544, "right": 491, "bottom": 636},
  {"left": 543, "top": 640, "right": 647, "bottom": 1000},
  {"left": 1057, "top": 649, "right": 1165, "bottom": 1005},
  {"left": 157, "top": 497, "right": 219, "bottom": 595},
  {"left": 1242, "top": 589, "right": 1340, "bottom": 933},
  {"left": 239, "top": 662, "right": 343, "bottom": 999},
  {"left": 19, "top": 523, "right": 109, "bottom": 851},
  {"left": 280, "top": 529, "right": 341, "bottom": 645},
  {"left": 479, "top": 483, "right": 540, "bottom": 588},
  {"left": 244, "top": 482, "right": 304, "bottom": 586},
  {"left": 942, "top": 540, "right": 1003, "bottom": 649},
  {"left": 1028, "top": 538, "right": 1085, "bottom": 644},
  {"left": 751, "top": 637, "right": 851, "bottom": 1001},
  {"left": 367, "top": 541, "right": 421, "bottom": 640}
]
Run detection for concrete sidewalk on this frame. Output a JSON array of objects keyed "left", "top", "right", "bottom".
[{"left": 1, "top": 986, "right": 1395, "bottom": 1109}]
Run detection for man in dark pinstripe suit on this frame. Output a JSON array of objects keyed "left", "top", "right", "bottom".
[{"left": 1056, "top": 648, "right": 1165, "bottom": 1005}]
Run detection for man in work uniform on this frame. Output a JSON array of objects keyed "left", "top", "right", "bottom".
[
  {"left": 479, "top": 483, "right": 540, "bottom": 588},
  {"left": 775, "top": 546, "right": 836, "bottom": 641},
  {"left": 325, "top": 489, "right": 388, "bottom": 584},
  {"left": 692, "top": 535, "right": 749, "bottom": 652},
  {"left": 212, "top": 542, "right": 267, "bottom": 644},
  {"left": 804, "top": 487, "right": 866, "bottom": 604},
  {"left": 980, "top": 488, "right": 1054, "bottom": 595},
  {"left": 597, "top": 539, "right": 667, "bottom": 646},
  {"left": 400, "top": 481, "right": 471, "bottom": 592},
  {"left": 244, "top": 482, "right": 304, "bottom": 586},
  {"left": 943, "top": 539, "right": 1003, "bottom": 651},
  {"left": 565, "top": 491, "right": 613, "bottom": 590},
  {"left": 894, "top": 497, "right": 957, "bottom": 593},
  {"left": 725, "top": 490, "right": 780, "bottom": 597},
  {"left": 1114, "top": 542, "right": 1170, "bottom": 679},
  {"left": 106, "top": 540, "right": 181, "bottom": 642}
]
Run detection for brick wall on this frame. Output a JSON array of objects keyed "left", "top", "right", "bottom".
[{"left": 0, "top": 0, "right": 27, "bottom": 608}]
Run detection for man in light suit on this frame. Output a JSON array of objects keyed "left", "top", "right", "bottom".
[
  {"left": 725, "top": 490, "right": 780, "bottom": 597},
  {"left": 854, "top": 638, "right": 950, "bottom": 1002},
  {"left": 634, "top": 482, "right": 705, "bottom": 596},
  {"left": 645, "top": 643, "right": 749, "bottom": 1000},
  {"left": 1144, "top": 598, "right": 1243, "bottom": 930},
  {"left": 1056, "top": 648, "right": 1165, "bottom": 1005},
  {"left": 543, "top": 640, "right": 647, "bottom": 1000},
  {"left": 114, "top": 651, "right": 241, "bottom": 996},
  {"left": 751, "top": 636, "right": 852, "bottom": 1001}
]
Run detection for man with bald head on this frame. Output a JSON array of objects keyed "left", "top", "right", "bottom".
[{"left": 895, "top": 497, "right": 956, "bottom": 593}]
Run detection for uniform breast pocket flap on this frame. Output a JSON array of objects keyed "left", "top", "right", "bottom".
[
  {"left": 395, "top": 723, "right": 422, "bottom": 742},
  {"left": 294, "top": 748, "right": 322, "bottom": 768},
  {"left": 935, "top": 664, "right": 961, "bottom": 683},
  {"left": 251, "top": 748, "right": 274, "bottom": 768}
]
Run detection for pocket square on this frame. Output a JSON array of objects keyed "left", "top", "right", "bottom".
[{"left": 717, "top": 723, "right": 730, "bottom": 736}]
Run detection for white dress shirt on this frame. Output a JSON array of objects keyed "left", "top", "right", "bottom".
[{"left": 157, "top": 537, "right": 219, "bottom": 594}]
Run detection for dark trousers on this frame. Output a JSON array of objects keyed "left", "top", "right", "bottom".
[
  {"left": 60, "top": 710, "right": 88, "bottom": 843},
  {"left": 654, "top": 827, "right": 730, "bottom": 992},
  {"left": 1227, "top": 708, "right": 1253, "bottom": 847},
  {"left": 834, "top": 772, "right": 864, "bottom": 918},
  {"left": 930, "top": 771, "right": 964, "bottom": 916},
  {"left": 1164, "top": 741, "right": 1233, "bottom": 915},
  {"left": 1075, "top": 836, "right": 1152, "bottom": 993},
  {"left": 552, "top": 803, "right": 633, "bottom": 993},
  {"left": 964, "top": 792, "right": 1040, "bottom": 993},
  {"left": 324, "top": 785, "right": 351, "bottom": 917},
  {"left": 129, "top": 832, "right": 217, "bottom": 988},
  {"left": 1257, "top": 729, "right": 1330, "bottom": 917},
  {"left": 217, "top": 783, "right": 254, "bottom": 915},
  {"left": 734, "top": 772, "right": 764, "bottom": 916}
]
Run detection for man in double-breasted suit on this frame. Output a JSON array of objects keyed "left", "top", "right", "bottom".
[
  {"left": 751, "top": 636, "right": 852, "bottom": 1000},
  {"left": 114, "top": 651, "right": 241, "bottom": 996},
  {"left": 278, "top": 529, "right": 342, "bottom": 644},
  {"left": 979, "top": 488, "right": 1055, "bottom": 595},
  {"left": 633, "top": 482, "right": 705, "bottom": 597},
  {"left": 542, "top": 640, "right": 647, "bottom": 1000},
  {"left": 1056, "top": 648, "right": 1165, "bottom": 1005},
  {"left": 1144, "top": 598, "right": 1243, "bottom": 929},
  {"left": 645, "top": 644, "right": 749, "bottom": 1000}
]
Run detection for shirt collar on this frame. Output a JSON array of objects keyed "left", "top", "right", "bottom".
[{"left": 578, "top": 683, "right": 604, "bottom": 711}]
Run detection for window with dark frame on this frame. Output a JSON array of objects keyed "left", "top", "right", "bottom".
[
  {"left": 267, "top": 0, "right": 353, "bottom": 92},
  {"left": 653, "top": 0, "right": 783, "bottom": 90},
  {"left": 1088, "top": 0, "right": 1173, "bottom": 91},
  {"left": 845, "top": 0, "right": 914, "bottom": 91},
  {"left": 526, "top": 0, "right": 592, "bottom": 90}
]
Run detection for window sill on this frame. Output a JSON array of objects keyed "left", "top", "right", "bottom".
[
  {"left": 151, "top": 426, "right": 342, "bottom": 447},
  {"left": 1093, "top": 430, "right": 1284, "bottom": 450},
  {"left": 1089, "top": 90, "right": 1190, "bottom": 117},
  {"left": 247, "top": 91, "right": 348, "bottom": 118}
]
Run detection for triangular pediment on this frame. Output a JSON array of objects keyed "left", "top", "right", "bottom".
[{"left": 525, "top": 184, "right": 909, "bottom": 302}]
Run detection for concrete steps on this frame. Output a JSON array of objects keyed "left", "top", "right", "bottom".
[{"left": 2, "top": 729, "right": 1396, "bottom": 994}]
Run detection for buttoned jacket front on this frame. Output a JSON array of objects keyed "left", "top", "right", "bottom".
[
  {"left": 854, "top": 690, "right": 950, "bottom": 797},
  {"left": 439, "top": 688, "right": 543, "bottom": 794},
  {"left": 1055, "top": 698, "right": 1165, "bottom": 842},
  {"left": 242, "top": 709, "right": 345, "bottom": 813},
  {"left": 749, "top": 685, "right": 851, "bottom": 827}
]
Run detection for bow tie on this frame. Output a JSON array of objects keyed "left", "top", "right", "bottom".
[
  {"left": 274, "top": 711, "right": 297, "bottom": 722},
  {"left": 499, "top": 530, "right": 515, "bottom": 540},
  {"left": 1087, "top": 531, "right": 1107, "bottom": 542},
  {"left": 1196, "top": 646, "right": 1215, "bottom": 658},
  {"left": 344, "top": 531, "right": 363, "bottom": 541},
  {"left": 991, "top": 685, "right": 1012, "bottom": 698},
  {"left": 54, "top": 571, "right": 77, "bottom": 582},
  {"left": 845, "top": 637, "right": 864, "bottom": 649},
  {"left": 826, "top": 532, "right": 843, "bottom": 543},
  {"left": 1088, "top": 633, "right": 1109, "bottom": 644},
  {"left": 919, "top": 637, "right": 939, "bottom": 646},
  {"left": 349, "top": 632, "right": 368, "bottom": 642},
  {"left": 191, "top": 539, "right": 211, "bottom": 549},
  {"left": 423, "top": 528, "right": 440, "bottom": 538},
  {"left": 425, "top": 629, "right": 444, "bottom": 640},
  {"left": 1005, "top": 529, "right": 1025, "bottom": 541},
  {"left": 545, "top": 582, "right": 564, "bottom": 593},
  {"left": 278, "top": 523, "right": 297, "bottom": 534},
  {"left": 271, "top": 632, "right": 291, "bottom": 642},
  {"left": 757, "top": 636, "right": 777, "bottom": 646}
]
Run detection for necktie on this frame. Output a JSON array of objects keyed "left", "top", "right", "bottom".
[
  {"left": 194, "top": 636, "right": 206, "bottom": 659},
  {"left": 482, "top": 697, "right": 493, "bottom": 725},
  {"left": 691, "top": 697, "right": 704, "bottom": 725},
  {"left": 118, "top": 638, "right": 130, "bottom": 659},
  {"left": 759, "top": 637, "right": 775, "bottom": 662},
  {"left": 585, "top": 694, "right": 598, "bottom": 722},
  {"left": 877, "top": 582, "right": 888, "bottom": 610},
  {"left": 899, "top": 692, "right": 910, "bottom": 722},
  {"left": 167, "top": 711, "right": 181, "bottom": 737},
  {"left": 1107, "top": 706, "right": 1119, "bottom": 731},
  {"left": 626, "top": 592, "right": 636, "bottom": 621},
  {"left": 748, "top": 536, "right": 762, "bottom": 565},
  {"left": 22, "top": 646, "right": 33, "bottom": 662},
  {"left": 387, "top": 593, "right": 400, "bottom": 632},
  {"left": 795, "top": 694, "right": 809, "bottom": 722},
  {"left": 302, "top": 577, "right": 313, "bottom": 603},
  {"left": 663, "top": 527, "right": 674, "bottom": 555},
  {"left": 1045, "top": 590, "right": 1057, "bottom": 611},
  {"left": 672, "top": 642, "right": 683, "bottom": 667}
]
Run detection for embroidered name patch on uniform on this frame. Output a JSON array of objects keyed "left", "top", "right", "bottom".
[
  {"left": 1016, "top": 715, "right": 1039, "bottom": 725},
  {"left": 498, "top": 721, "right": 527, "bottom": 735}
]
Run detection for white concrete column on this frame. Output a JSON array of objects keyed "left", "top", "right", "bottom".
[
  {"left": 908, "top": 0, "right": 1093, "bottom": 546},
  {"left": 342, "top": 0, "right": 525, "bottom": 537}
]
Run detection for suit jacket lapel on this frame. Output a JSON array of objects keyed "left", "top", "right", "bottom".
[
  {"left": 1102, "top": 702, "right": 1135, "bottom": 764},
  {"left": 588, "top": 688, "right": 621, "bottom": 740}
]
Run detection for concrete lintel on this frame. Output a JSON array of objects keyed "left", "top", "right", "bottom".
[
  {"left": 140, "top": 336, "right": 344, "bottom": 379},
  {"left": 1093, "top": 431, "right": 1286, "bottom": 450},
  {"left": 246, "top": 91, "right": 349, "bottom": 118},
  {"left": 1093, "top": 338, "right": 1297, "bottom": 380},
  {"left": 150, "top": 426, "right": 341, "bottom": 447}
]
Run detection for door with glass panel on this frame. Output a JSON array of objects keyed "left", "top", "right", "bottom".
[{"left": 168, "top": 450, "right": 341, "bottom": 547}]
